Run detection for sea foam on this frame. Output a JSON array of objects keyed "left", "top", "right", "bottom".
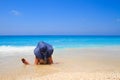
[{"left": 0, "top": 46, "right": 35, "bottom": 57}]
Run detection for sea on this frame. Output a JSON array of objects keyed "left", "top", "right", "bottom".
[
  {"left": 0, "top": 35, "right": 120, "bottom": 57},
  {"left": 0, "top": 35, "right": 120, "bottom": 48}
]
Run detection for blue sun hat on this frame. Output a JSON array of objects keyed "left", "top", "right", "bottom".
[{"left": 34, "top": 41, "right": 54, "bottom": 60}]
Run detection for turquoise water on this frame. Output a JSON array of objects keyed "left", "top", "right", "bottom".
[{"left": 0, "top": 35, "right": 120, "bottom": 48}]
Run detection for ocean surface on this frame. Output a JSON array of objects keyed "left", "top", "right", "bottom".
[
  {"left": 0, "top": 35, "right": 120, "bottom": 48},
  {"left": 0, "top": 35, "right": 120, "bottom": 57}
]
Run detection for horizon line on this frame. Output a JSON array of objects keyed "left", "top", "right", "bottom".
[{"left": 0, "top": 34, "right": 120, "bottom": 36}]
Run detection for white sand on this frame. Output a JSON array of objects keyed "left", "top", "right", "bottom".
[
  {"left": 20, "top": 72, "right": 120, "bottom": 80},
  {"left": 0, "top": 47, "right": 120, "bottom": 80}
]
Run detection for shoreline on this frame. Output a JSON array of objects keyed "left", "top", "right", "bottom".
[{"left": 0, "top": 44, "right": 120, "bottom": 49}]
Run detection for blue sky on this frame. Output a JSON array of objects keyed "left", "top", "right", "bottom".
[{"left": 0, "top": 0, "right": 120, "bottom": 35}]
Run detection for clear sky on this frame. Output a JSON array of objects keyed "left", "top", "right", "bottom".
[{"left": 0, "top": 0, "right": 120, "bottom": 35}]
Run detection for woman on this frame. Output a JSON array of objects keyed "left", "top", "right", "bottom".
[{"left": 21, "top": 41, "right": 54, "bottom": 65}]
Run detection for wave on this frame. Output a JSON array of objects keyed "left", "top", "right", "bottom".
[
  {"left": 0, "top": 46, "right": 36, "bottom": 57},
  {"left": 1, "top": 45, "right": 120, "bottom": 57}
]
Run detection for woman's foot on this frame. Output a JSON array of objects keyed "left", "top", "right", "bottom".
[{"left": 21, "top": 58, "right": 30, "bottom": 65}]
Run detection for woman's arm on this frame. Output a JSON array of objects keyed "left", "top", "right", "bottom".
[
  {"left": 48, "top": 56, "right": 53, "bottom": 64},
  {"left": 34, "top": 57, "right": 39, "bottom": 65}
]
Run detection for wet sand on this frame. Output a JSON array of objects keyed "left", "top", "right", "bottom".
[{"left": 0, "top": 47, "right": 120, "bottom": 80}]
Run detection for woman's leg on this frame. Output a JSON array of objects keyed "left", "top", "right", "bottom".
[{"left": 21, "top": 58, "right": 30, "bottom": 65}]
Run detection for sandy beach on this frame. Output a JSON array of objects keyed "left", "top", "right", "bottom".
[{"left": 0, "top": 47, "right": 120, "bottom": 80}]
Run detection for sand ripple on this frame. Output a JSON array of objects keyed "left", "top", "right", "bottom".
[{"left": 15, "top": 72, "right": 120, "bottom": 80}]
